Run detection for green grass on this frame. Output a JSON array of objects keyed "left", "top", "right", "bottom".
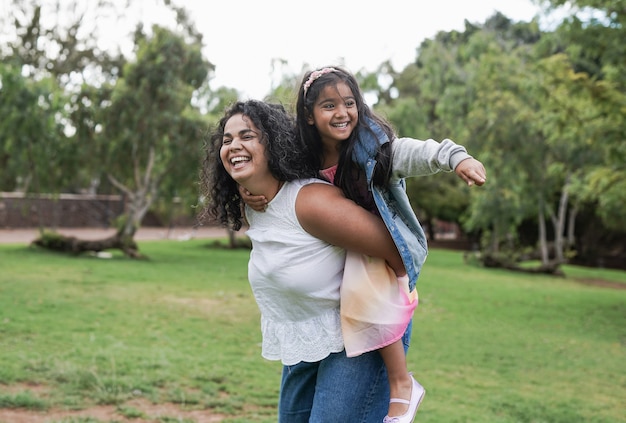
[{"left": 0, "top": 240, "right": 624, "bottom": 422}]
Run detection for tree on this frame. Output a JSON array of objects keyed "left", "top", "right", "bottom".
[
  {"left": 0, "top": 63, "right": 69, "bottom": 195},
  {"left": 0, "top": 0, "right": 124, "bottom": 196},
  {"left": 461, "top": 31, "right": 545, "bottom": 264},
  {"left": 36, "top": 25, "right": 211, "bottom": 257},
  {"left": 1, "top": 1, "right": 220, "bottom": 257},
  {"left": 372, "top": 36, "right": 478, "bottom": 238},
  {"left": 532, "top": 0, "right": 626, "bottom": 268},
  {"left": 537, "top": 0, "right": 626, "bottom": 233},
  {"left": 390, "top": 13, "right": 593, "bottom": 273}
]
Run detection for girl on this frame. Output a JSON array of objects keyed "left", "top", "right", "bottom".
[
  {"left": 245, "top": 66, "right": 486, "bottom": 422},
  {"left": 201, "top": 100, "right": 410, "bottom": 422}
]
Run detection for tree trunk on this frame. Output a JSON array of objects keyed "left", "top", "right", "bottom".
[
  {"left": 101, "top": 153, "right": 159, "bottom": 256},
  {"left": 567, "top": 206, "right": 578, "bottom": 250},
  {"left": 227, "top": 228, "right": 237, "bottom": 248},
  {"left": 538, "top": 194, "right": 549, "bottom": 264},
  {"left": 425, "top": 215, "right": 436, "bottom": 241},
  {"left": 552, "top": 177, "right": 570, "bottom": 263},
  {"left": 491, "top": 220, "right": 500, "bottom": 253}
]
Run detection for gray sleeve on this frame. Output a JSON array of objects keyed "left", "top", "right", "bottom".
[{"left": 391, "top": 137, "right": 473, "bottom": 178}]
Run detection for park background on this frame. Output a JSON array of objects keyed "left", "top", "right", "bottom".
[{"left": 1, "top": 0, "right": 625, "bottom": 421}]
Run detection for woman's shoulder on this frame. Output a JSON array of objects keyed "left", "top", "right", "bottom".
[
  {"left": 294, "top": 181, "right": 345, "bottom": 224},
  {"left": 275, "top": 178, "right": 335, "bottom": 211},
  {"left": 285, "top": 178, "right": 333, "bottom": 198},
  {"left": 295, "top": 179, "right": 340, "bottom": 197},
  {"left": 289, "top": 177, "right": 331, "bottom": 188}
]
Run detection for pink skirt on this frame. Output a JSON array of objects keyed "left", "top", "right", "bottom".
[{"left": 341, "top": 251, "right": 418, "bottom": 357}]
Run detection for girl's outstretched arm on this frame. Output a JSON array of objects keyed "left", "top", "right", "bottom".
[{"left": 391, "top": 137, "right": 486, "bottom": 184}]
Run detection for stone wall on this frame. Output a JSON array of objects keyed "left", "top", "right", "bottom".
[{"left": 0, "top": 192, "right": 125, "bottom": 228}]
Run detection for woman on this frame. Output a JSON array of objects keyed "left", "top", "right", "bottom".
[{"left": 199, "top": 100, "right": 408, "bottom": 422}]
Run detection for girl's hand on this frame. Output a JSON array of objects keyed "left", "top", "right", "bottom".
[
  {"left": 239, "top": 185, "right": 268, "bottom": 212},
  {"left": 455, "top": 158, "right": 486, "bottom": 187}
]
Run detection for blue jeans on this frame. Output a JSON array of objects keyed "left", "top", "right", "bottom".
[{"left": 278, "top": 321, "right": 412, "bottom": 422}]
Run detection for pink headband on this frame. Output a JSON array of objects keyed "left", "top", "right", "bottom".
[{"left": 303, "top": 67, "right": 337, "bottom": 96}]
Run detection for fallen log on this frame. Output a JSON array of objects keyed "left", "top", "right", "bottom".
[
  {"left": 31, "top": 230, "right": 145, "bottom": 259},
  {"left": 481, "top": 253, "right": 564, "bottom": 276}
]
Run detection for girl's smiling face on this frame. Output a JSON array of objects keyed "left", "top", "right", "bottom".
[
  {"left": 307, "top": 81, "right": 359, "bottom": 148},
  {"left": 220, "top": 113, "right": 269, "bottom": 186}
]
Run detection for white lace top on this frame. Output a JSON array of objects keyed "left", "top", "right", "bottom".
[{"left": 245, "top": 179, "right": 346, "bottom": 365}]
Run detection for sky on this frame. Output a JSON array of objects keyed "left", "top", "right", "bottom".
[{"left": 85, "top": 0, "right": 543, "bottom": 98}]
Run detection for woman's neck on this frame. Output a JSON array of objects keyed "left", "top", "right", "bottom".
[{"left": 244, "top": 177, "right": 284, "bottom": 202}]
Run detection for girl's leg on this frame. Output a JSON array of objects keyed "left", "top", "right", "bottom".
[{"left": 380, "top": 339, "right": 414, "bottom": 417}]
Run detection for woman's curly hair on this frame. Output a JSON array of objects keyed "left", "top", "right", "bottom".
[{"left": 198, "top": 100, "right": 318, "bottom": 231}]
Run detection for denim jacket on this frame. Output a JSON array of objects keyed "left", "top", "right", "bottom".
[{"left": 354, "top": 117, "right": 471, "bottom": 291}]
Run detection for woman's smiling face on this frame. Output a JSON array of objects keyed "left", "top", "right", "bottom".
[{"left": 219, "top": 113, "right": 269, "bottom": 185}]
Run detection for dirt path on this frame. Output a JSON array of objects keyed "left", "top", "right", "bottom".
[
  {"left": 0, "top": 401, "right": 226, "bottom": 423},
  {"left": 0, "top": 226, "right": 241, "bottom": 244}
]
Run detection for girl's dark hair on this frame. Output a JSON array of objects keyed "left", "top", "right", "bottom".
[
  {"left": 199, "top": 100, "right": 317, "bottom": 231},
  {"left": 295, "top": 66, "right": 395, "bottom": 207}
]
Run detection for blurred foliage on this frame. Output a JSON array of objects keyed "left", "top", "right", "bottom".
[{"left": 0, "top": 0, "right": 623, "bottom": 265}]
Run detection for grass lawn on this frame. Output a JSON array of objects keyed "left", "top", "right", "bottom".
[{"left": 0, "top": 239, "right": 624, "bottom": 422}]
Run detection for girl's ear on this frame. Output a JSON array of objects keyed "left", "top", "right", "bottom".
[{"left": 306, "top": 110, "right": 315, "bottom": 125}]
